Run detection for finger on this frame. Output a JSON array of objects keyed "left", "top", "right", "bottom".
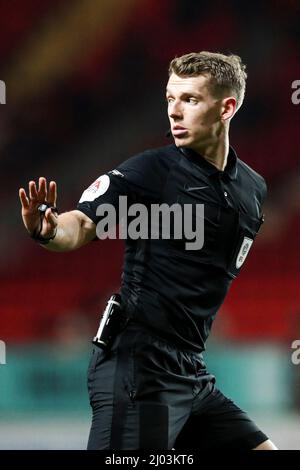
[
  {"left": 45, "top": 208, "right": 58, "bottom": 228},
  {"left": 47, "top": 181, "right": 57, "bottom": 206},
  {"left": 38, "top": 177, "right": 47, "bottom": 202},
  {"left": 19, "top": 188, "right": 29, "bottom": 209},
  {"left": 29, "top": 181, "right": 38, "bottom": 200}
]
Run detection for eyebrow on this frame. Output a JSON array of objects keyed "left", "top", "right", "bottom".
[{"left": 165, "top": 89, "right": 203, "bottom": 99}]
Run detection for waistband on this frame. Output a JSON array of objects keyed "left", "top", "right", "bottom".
[{"left": 125, "top": 319, "right": 205, "bottom": 363}]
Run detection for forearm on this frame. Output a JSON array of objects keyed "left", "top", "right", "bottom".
[{"left": 41, "top": 210, "right": 96, "bottom": 252}]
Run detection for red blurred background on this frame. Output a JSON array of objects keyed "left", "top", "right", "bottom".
[{"left": 0, "top": 0, "right": 299, "bottom": 347}]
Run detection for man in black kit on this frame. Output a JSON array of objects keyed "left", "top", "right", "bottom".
[{"left": 19, "top": 51, "right": 277, "bottom": 450}]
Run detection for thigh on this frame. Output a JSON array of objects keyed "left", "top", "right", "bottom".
[
  {"left": 86, "top": 346, "right": 116, "bottom": 450},
  {"left": 87, "top": 326, "right": 139, "bottom": 450},
  {"left": 87, "top": 323, "right": 195, "bottom": 450},
  {"left": 175, "top": 384, "right": 268, "bottom": 450},
  {"left": 131, "top": 328, "right": 197, "bottom": 449}
]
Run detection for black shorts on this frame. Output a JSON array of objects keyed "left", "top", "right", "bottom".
[{"left": 87, "top": 322, "right": 268, "bottom": 450}]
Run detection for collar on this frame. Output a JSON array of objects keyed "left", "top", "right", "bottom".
[{"left": 178, "top": 145, "right": 238, "bottom": 181}]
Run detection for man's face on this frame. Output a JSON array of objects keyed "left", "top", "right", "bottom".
[{"left": 166, "top": 73, "right": 223, "bottom": 151}]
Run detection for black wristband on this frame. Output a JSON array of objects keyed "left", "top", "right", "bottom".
[
  {"left": 30, "top": 203, "right": 58, "bottom": 245},
  {"left": 31, "top": 229, "right": 57, "bottom": 245}
]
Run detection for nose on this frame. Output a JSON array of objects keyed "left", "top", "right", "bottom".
[{"left": 168, "top": 100, "right": 183, "bottom": 120}]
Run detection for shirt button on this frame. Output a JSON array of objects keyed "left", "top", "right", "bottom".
[{"left": 224, "top": 191, "right": 228, "bottom": 197}]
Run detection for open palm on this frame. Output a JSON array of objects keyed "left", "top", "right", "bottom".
[{"left": 19, "top": 177, "right": 58, "bottom": 238}]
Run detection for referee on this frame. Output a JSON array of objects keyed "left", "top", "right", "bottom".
[{"left": 19, "top": 51, "right": 277, "bottom": 450}]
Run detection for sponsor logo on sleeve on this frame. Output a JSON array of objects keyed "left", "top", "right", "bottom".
[{"left": 79, "top": 174, "right": 110, "bottom": 203}]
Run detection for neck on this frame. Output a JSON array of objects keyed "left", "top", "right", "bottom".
[{"left": 191, "top": 131, "right": 230, "bottom": 171}]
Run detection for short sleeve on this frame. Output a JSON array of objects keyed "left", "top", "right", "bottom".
[{"left": 76, "top": 149, "right": 166, "bottom": 224}]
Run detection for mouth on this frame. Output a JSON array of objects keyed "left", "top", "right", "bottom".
[{"left": 172, "top": 126, "right": 188, "bottom": 137}]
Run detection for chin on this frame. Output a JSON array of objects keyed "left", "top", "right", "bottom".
[{"left": 174, "top": 137, "right": 193, "bottom": 147}]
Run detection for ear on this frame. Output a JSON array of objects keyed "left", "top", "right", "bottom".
[{"left": 221, "top": 96, "right": 237, "bottom": 121}]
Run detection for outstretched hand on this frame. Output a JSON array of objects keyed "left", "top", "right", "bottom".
[{"left": 19, "top": 177, "right": 58, "bottom": 239}]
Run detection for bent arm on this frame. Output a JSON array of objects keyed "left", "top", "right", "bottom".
[{"left": 43, "top": 210, "right": 96, "bottom": 252}]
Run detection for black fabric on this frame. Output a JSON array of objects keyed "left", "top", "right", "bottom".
[
  {"left": 110, "top": 327, "right": 137, "bottom": 449},
  {"left": 77, "top": 144, "right": 267, "bottom": 353},
  {"left": 87, "top": 322, "right": 268, "bottom": 450}
]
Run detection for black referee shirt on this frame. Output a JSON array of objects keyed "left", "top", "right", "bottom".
[{"left": 77, "top": 144, "right": 267, "bottom": 352}]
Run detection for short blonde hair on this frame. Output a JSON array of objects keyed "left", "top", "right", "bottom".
[{"left": 169, "top": 51, "right": 247, "bottom": 111}]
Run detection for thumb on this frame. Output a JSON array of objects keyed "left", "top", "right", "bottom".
[{"left": 45, "top": 208, "right": 58, "bottom": 228}]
